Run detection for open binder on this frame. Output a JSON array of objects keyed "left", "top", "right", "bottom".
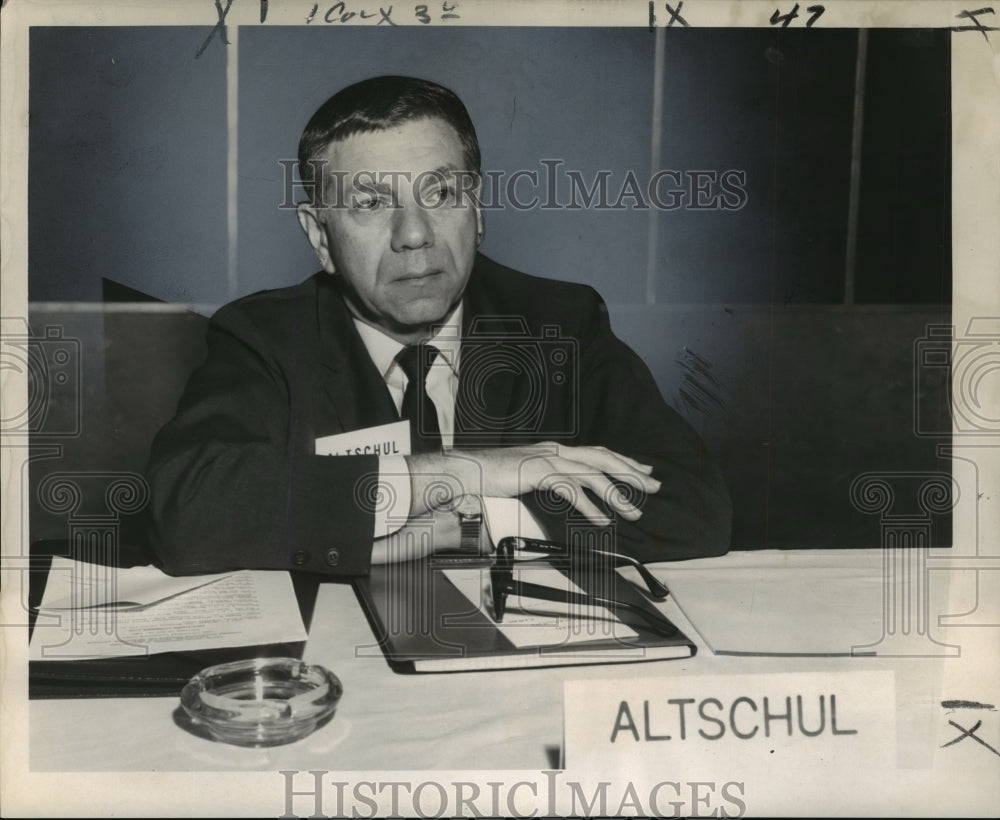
[{"left": 353, "top": 549, "right": 695, "bottom": 673}]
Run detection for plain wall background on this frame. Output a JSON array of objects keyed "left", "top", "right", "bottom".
[
  {"left": 29, "top": 27, "right": 229, "bottom": 304},
  {"left": 29, "top": 26, "right": 950, "bottom": 307}
]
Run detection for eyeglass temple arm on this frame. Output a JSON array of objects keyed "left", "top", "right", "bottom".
[
  {"left": 497, "top": 538, "right": 670, "bottom": 600},
  {"left": 490, "top": 576, "right": 679, "bottom": 639}
]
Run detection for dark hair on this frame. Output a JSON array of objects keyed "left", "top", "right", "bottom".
[{"left": 297, "top": 75, "right": 482, "bottom": 201}]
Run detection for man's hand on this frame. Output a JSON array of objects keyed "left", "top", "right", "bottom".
[
  {"left": 405, "top": 443, "right": 661, "bottom": 526},
  {"left": 370, "top": 506, "right": 462, "bottom": 565}
]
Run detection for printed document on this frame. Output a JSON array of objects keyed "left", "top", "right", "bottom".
[{"left": 29, "top": 558, "right": 307, "bottom": 661}]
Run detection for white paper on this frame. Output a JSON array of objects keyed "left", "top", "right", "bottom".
[
  {"left": 656, "top": 549, "right": 895, "bottom": 655},
  {"left": 38, "top": 557, "right": 233, "bottom": 610},
  {"left": 444, "top": 565, "right": 637, "bottom": 649},
  {"left": 30, "top": 560, "right": 307, "bottom": 661}
]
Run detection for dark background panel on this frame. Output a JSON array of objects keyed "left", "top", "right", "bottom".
[
  {"left": 854, "top": 28, "right": 952, "bottom": 304},
  {"left": 608, "top": 303, "right": 953, "bottom": 549},
  {"left": 653, "top": 28, "right": 858, "bottom": 305}
]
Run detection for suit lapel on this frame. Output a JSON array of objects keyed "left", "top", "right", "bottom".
[
  {"left": 456, "top": 259, "right": 523, "bottom": 448},
  {"left": 315, "top": 276, "right": 399, "bottom": 433}
]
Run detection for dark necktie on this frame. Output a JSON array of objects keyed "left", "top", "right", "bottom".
[{"left": 396, "top": 343, "right": 443, "bottom": 454}]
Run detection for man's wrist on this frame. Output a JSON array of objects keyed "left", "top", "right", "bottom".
[
  {"left": 405, "top": 451, "right": 483, "bottom": 516},
  {"left": 372, "top": 455, "right": 413, "bottom": 538}
]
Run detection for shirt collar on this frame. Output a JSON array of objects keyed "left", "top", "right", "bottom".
[{"left": 353, "top": 302, "right": 463, "bottom": 383}]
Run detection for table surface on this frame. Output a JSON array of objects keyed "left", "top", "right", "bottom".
[{"left": 26, "top": 548, "right": 1000, "bottom": 779}]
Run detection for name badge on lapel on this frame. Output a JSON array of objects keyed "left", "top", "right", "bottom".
[{"left": 315, "top": 419, "right": 411, "bottom": 457}]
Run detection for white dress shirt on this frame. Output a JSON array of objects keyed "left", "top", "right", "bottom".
[{"left": 353, "top": 304, "right": 463, "bottom": 537}]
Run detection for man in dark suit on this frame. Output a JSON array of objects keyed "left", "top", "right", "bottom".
[{"left": 146, "top": 76, "right": 731, "bottom": 577}]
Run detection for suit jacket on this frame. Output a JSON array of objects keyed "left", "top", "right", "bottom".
[{"left": 146, "top": 254, "right": 731, "bottom": 576}]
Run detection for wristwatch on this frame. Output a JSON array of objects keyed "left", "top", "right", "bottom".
[{"left": 455, "top": 495, "right": 485, "bottom": 555}]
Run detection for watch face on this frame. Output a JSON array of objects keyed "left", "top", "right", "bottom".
[{"left": 455, "top": 495, "right": 483, "bottom": 518}]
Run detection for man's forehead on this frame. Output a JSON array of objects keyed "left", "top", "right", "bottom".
[{"left": 318, "top": 116, "right": 465, "bottom": 172}]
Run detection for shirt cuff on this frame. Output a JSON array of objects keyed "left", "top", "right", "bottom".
[
  {"left": 481, "top": 496, "right": 549, "bottom": 546},
  {"left": 372, "top": 455, "right": 413, "bottom": 539}
]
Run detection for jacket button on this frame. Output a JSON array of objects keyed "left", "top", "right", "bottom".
[
  {"left": 291, "top": 550, "right": 309, "bottom": 566},
  {"left": 325, "top": 548, "right": 340, "bottom": 567}
]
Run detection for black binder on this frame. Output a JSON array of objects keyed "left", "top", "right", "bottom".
[{"left": 353, "top": 554, "right": 695, "bottom": 673}]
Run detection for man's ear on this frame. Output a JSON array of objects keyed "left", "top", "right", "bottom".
[
  {"left": 296, "top": 203, "right": 336, "bottom": 274},
  {"left": 473, "top": 179, "right": 485, "bottom": 246}
]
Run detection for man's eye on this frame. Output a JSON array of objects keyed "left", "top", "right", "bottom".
[
  {"left": 423, "top": 185, "right": 453, "bottom": 206},
  {"left": 352, "top": 194, "right": 382, "bottom": 211}
]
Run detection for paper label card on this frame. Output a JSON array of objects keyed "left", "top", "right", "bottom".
[
  {"left": 315, "top": 419, "right": 411, "bottom": 457},
  {"left": 564, "top": 671, "right": 896, "bottom": 779}
]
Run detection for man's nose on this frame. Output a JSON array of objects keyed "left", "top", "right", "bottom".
[{"left": 390, "top": 202, "right": 434, "bottom": 252}]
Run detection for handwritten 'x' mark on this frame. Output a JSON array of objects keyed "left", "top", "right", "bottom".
[
  {"left": 953, "top": 7, "right": 999, "bottom": 42},
  {"left": 941, "top": 720, "right": 1000, "bottom": 758},
  {"left": 664, "top": 2, "right": 690, "bottom": 27},
  {"left": 196, "top": 0, "right": 235, "bottom": 59}
]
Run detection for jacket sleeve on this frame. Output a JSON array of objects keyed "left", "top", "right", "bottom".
[
  {"left": 145, "top": 304, "right": 378, "bottom": 577},
  {"left": 526, "top": 288, "right": 732, "bottom": 563}
]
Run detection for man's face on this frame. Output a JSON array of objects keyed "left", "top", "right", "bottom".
[{"left": 298, "top": 117, "right": 482, "bottom": 344}]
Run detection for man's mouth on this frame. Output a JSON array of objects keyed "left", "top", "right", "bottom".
[{"left": 398, "top": 269, "right": 443, "bottom": 282}]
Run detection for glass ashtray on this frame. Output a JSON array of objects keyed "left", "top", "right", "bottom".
[{"left": 180, "top": 657, "right": 342, "bottom": 747}]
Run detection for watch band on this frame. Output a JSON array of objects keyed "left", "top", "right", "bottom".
[
  {"left": 456, "top": 496, "right": 484, "bottom": 555},
  {"left": 458, "top": 514, "right": 483, "bottom": 554}
]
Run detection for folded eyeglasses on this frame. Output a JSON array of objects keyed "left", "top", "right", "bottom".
[{"left": 489, "top": 537, "right": 676, "bottom": 637}]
